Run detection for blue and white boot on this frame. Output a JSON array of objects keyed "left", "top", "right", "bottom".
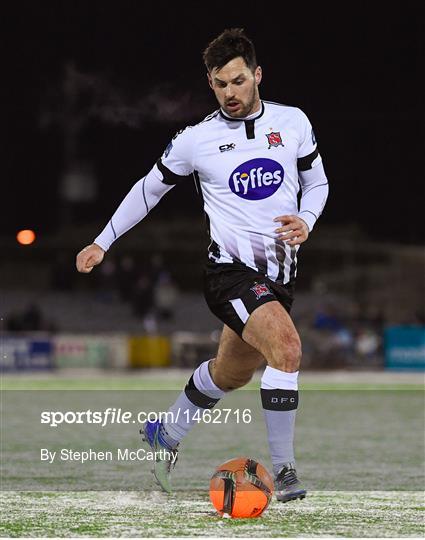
[{"left": 140, "top": 420, "right": 179, "bottom": 494}]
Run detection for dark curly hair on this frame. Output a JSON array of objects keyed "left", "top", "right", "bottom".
[{"left": 203, "top": 28, "right": 257, "bottom": 73}]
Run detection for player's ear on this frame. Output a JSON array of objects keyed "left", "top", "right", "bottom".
[
  {"left": 255, "top": 66, "right": 262, "bottom": 86},
  {"left": 207, "top": 72, "right": 214, "bottom": 89}
]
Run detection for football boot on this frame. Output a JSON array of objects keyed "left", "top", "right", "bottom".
[
  {"left": 274, "top": 463, "right": 307, "bottom": 502},
  {"left": 140, "top": 420, "right": 178, "bottom": 494}
]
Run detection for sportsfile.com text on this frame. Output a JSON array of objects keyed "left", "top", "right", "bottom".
[{"left": 40, "top": 408, "right": 253, "bottom": 427}]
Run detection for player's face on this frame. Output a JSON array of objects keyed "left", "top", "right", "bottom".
[{"left": 208, "top": 57, "right": 262, "bottom": 118}]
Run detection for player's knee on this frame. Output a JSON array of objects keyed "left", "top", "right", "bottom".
[{"left": 270, "top": 334, "right": 302, "bottom": 372}]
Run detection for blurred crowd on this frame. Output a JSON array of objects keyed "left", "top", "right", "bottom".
[
  {"left": 5, "top": 252, "right": 180, "bottom": 334},
  {"left": 296, "top": 301, "right": 384, "bottom": 369},
  {"left": 93, "top": 253, "right": 179, "bottom": 328},
  {"left": 6, "top": 303, "right": 57, "bottom": 333}
]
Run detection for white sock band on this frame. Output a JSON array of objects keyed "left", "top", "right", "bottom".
[
  {"left": 193, "top": 359, "right": 225, "bottom": 399},
  {"left": 261, "top": 366, "right": 299, "bottom": 390}
]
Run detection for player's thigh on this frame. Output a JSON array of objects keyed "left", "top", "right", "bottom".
[
  {"left": 242, "top": 300, "right": 301, "bottom": 372},
  {"left": 210, "top": 325, "right": 265, "bottom": 390}
]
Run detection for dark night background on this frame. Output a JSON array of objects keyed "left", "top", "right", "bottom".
[{"left": 3, "top": 1, "right": 424, "bottom": 244}]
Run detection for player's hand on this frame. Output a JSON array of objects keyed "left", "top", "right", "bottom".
[
  {"left": 273, "top": 215, "right": 309, "bottom": 246},
  {"left": 76, "top": 243, "right": 105, "bottom": 273}
]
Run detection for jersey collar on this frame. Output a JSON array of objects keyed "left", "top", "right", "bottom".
[{"left": 219, "top": 101, "right": 265, "bottom": 122}]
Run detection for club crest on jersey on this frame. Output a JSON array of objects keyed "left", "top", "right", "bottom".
[
  {"left": 266, "top": 131, "right": 284, "bottom": 148},
  {"left": 250, "top": 283, "right": 272, "bottom": 300},
  {"left": 229, "top": 158, "right": 284, "bottom": 200}
]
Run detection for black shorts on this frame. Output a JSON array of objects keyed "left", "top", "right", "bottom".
[{"left": 203, "top": 261, "right": 295, "bottom": 338}]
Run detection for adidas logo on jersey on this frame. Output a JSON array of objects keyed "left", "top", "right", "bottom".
[{"left": 229, "top": 158, "right": 284, "bottom": 200}]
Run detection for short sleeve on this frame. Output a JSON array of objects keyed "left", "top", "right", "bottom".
[{"left": 157, "top": 127, "right": 195, "bottom": 184}]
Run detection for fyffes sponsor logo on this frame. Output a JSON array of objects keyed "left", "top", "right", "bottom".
[{"left": 229, "top": 158, "right": 284, "bottom": 200}]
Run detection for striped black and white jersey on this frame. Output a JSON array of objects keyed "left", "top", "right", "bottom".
[{"left": 94, "top": 100, "right": 329, "bottom": 284}]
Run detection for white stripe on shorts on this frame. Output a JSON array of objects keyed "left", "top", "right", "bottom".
[{"left": 229, "top": 298, "right": 250, "bottom": 323}]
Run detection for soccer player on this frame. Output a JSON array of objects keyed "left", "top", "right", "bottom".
[{"left": 76, "top": 28, "right": 329, "bottom": 502}]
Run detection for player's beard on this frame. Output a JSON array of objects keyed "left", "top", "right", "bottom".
[{"left": 224, "top": 82, "right": 260, "bottom": 119}]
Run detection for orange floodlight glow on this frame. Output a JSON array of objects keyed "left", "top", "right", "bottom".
[{"left": 16, "top": 229, "right": 36, "bottom": 245}]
